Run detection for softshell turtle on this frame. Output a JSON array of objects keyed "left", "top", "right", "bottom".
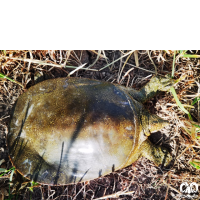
[{"left": 8, "top": 76, "right": 172, "bottom": 185}]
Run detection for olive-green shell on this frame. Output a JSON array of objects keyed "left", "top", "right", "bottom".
[{"left": 8, "top": 78, "right": 157, "bottom": 185}]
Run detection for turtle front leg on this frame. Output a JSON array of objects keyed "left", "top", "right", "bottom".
[
  {"left": 124, "top": 139, "right": 172, "bottom": 167},
  {"left": 121, "top": 75, "right": 173, "bottom": 103},
  {"left": 139, "top": 139, "right": 172, "bottom": 167}
]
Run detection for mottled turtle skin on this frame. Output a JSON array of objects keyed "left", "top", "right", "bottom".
[{"left": 8, "top": 76, "right": 172, "bottom": 185}]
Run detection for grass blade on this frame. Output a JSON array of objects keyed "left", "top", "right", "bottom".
[
  {"left": 181, "top": 54, "right": 200, "bottom": 58},
  {"left": 189, "top": 159, "right": 200, "bottom": 169},
  {"left": 191, "top": 97, "right": 200, "bottom": 106},
  {"left": 0, "top": 72, "right": 24, "bottom": 88},
  {"left": 171, "top": 50, "right": 176, "bottom": 78},
  {"left": 170, "top": 87, "right": 192, "bottom": 120}
]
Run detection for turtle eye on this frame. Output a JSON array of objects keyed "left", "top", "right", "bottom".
[{"left": 161, "top": 148, "right": 167, "bottom": 154}]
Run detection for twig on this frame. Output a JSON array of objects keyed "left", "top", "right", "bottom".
[
  {"left": 162, "top": 180, "right": 181, "bottom": 194},
  {"left": 68, "top": 63, "right": 87, "bottom": 76},
  {"left": 118, "top": 51, "right": 133, "bottom": 83},
  {"left": 87, "top": 50, "right": 101, "bottom": 69},
  {"left": 147, "top": 50, "right": 157, "bottom": 75},
  {"left": 124, "top": 62, "right": 158, "bottom": 74},
  {"left": 99, "top": 50, "right": 135, "bottom": 71},
  {"left": 1, "top": 56, "right": 97, "bottom": 71}
]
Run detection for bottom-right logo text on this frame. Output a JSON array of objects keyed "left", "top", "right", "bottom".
[{"left": 180, "top": 182, "right": 199, "bottom": 199}]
